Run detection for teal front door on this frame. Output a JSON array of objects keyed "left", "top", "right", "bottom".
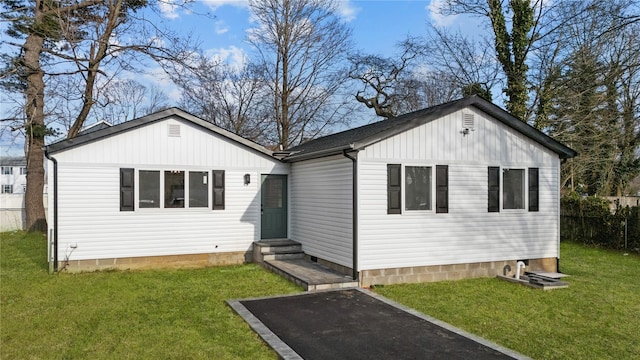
[{"left": 261, "top": 175, "right": 287, "bottom": 239}]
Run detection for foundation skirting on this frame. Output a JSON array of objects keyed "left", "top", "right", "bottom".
[
  {"left": 58, "top": 251, "right": 251, "bottom": 273},
  {"left": 359, "top": 257, "right": 557, "bottom": 287}
]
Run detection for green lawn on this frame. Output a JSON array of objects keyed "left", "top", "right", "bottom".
[
  {"left": 0, "top": 231, "right": 302, "bottom": 359},
  {"left": 374, "top": 242, "right": 640, "bottom": 360},
  {"left": 2, "top": 232, "right": 638, "bottom": 359}
]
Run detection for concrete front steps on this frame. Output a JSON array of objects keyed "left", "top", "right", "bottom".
[{"left": 253, "top": 239, "right": 358, "bottom": 291}]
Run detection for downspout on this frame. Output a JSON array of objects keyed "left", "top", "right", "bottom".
[
  {"left": 342, "top": 149, "right": 358, "bottom": 281},
  {"left": 44, "top": 149, "right": 58, "bottom": 272}
]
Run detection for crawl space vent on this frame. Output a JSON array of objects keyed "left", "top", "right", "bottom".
[
  {"left": 463, "top": 113, "right": 475, "bottom": 130},
  {"left": 168, "top": 124, "right": 181, "bottom": 137}
]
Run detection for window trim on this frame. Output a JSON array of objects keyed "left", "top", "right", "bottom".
[{"left": 402, "top": 163, "right": 435, "bottom": 214}]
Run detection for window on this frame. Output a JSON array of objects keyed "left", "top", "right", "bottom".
[
  {"left": 388, "top": 164, "right": 446, "bottom": 214},
  {"left": 165, "top": 171, "right": 185, "bottom": 208},
  {"left": 121, "top": 168, "right": 225, "bottom": 211},
  {"left": 2, "top": 167, "right": 12, "bottom": 175},
  {"left": 139, "top": 171, "right": 160, "bottom": 208},
  {"left": 488, "top": 167, "right": 539, "bottom": 212},
  {"left": 2, "top": 185, "right": 12, "bottom": 193},
  {"left": 20, "top": 167, "right": 27, "bottom": 175},
  {"left": 405, "top": 166, "right": 432, "bottom": 211},
  {"left": 503, "top": 169, "right": 525, "bottom": 209},
  {"left": 189, "top": 171, "right": 209, "bottom": 208}
]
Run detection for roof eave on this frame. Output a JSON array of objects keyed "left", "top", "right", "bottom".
[{"left": 283, "top": 144, "right": 355, "bottom": 162}]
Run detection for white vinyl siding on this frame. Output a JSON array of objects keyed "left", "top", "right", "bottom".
[
  {"left": 48, "top": 116, "right": 287, "bottom": 262},
  {"left": 290, "top": 155, "right": 352, "bottom": 268},
  {"left": 357, "top": 108, "right": 561, "bottom": 271}
]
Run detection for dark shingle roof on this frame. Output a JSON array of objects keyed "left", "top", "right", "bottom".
[{"left": 285, "top": 95, "right": 577, "bottom": 161}]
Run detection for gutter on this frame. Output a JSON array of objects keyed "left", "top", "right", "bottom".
[
  {"left": 44, "top": 149, "right": 58, "bottom": 272},
  {"left": 342, "top": 149, "right": 358, "bottom": 281}
]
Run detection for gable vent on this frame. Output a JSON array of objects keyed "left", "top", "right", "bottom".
[
  {"left": 168, "top": 124, "right": 181, "bottom": 137},
  {"left": 463, "top": 113, "right": 475, "bottom": 130}
]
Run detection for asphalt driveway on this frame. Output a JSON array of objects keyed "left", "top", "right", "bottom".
[{"left": 227, "top": 288, "right": 529, "bottom": 360}]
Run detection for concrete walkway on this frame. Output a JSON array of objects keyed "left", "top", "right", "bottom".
[{"left": 265, "top": 259, "right": 359, "bottom": 291}]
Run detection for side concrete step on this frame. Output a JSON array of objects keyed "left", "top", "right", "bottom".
[{"left": 253, "top": 239, "right": 303, "bottom": 263}]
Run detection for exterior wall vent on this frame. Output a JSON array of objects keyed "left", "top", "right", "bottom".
[
  {"left": 168, "top": 124, "right": 181, "bottom": 137},
  {"left": 463, "top": 113, "right": 475, "bottom": 130}
]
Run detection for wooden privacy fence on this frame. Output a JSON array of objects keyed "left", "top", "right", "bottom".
[{"left": 561, "top": 196, "right": 639, "bottom": 252}]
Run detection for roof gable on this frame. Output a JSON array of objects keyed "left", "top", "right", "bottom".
[
  {"left": 285, "top": 95, "right": 577, "bottom": 161},
  {"left": 46, "top": 108, "right": 274, "bottom": 157}
]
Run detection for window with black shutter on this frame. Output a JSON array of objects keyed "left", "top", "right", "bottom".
[
  {"left": 212, "top": 170, "right": 225, "bottom": 210},
  {"left": 488, "top": 167, "right": 500, "bottom": 212},
  {"left": 436, "top": 165, "right": 448, "bottom": 213},
  {"left": 120, "top": 168, "right": 134, "bottom": 211},
  {"left": 529, "top": 168, "right": 539, "bottom": 212},
  {"left": 387, "top": 164, "right": 401, "bottom": 214}
]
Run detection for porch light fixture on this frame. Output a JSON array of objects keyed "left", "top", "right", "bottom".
[{"left": 244, "top": 173, "right": 250, "bottom": 186}]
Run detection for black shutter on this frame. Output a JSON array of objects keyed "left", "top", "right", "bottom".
[
  {"left": 488, "top": 167, "right": 500, "bottom": 212},
  {"left": 387, "top": 164, "right": 401, "bottom": 214},
  {"left": 120, "top": 168, "right": 134, "bottom": 211},
  {"left": 212, "top": 170, "right": 225, "bottom": 210},
  {"left": 436, "top": 165, "right": 448, "bottom": 213},
  {"left": 529, "top": 168, "right": 539, "bottom": 212}
]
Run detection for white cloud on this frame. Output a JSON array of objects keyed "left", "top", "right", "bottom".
[
  {"left": 205, "top": 46, "right": 248, "bottom": 70},
  {"left": 202, "top": 0, "right": 249, "bottom": 11},
  {"left": 427, "top": 0, "right": 457, "bottom": 27},
  {"left": 159, "top": 0, "right": 180, "bottom": 19},
  {"left": 215, "top": 20, "right": 230, "bottom": 35},
  {"left": 337, "top": 1, "right": 359, "bottom": 22}
]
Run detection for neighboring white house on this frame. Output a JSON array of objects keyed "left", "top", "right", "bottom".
[
  {"left": 45, "top": 96, "right": 577, "bottom": 285},
  {"left": 1, "top": 156, "right": 27, "bottom": 195},
  {"left": 1, "top": 157, "right": 31, "bottom": 231}
]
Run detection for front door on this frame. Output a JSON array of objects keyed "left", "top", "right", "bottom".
[{"left": 261, "top": 175, "right": 287, "bottom": 239}]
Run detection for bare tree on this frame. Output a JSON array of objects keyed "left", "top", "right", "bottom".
[
  {"left": 1, "top": 0, "right": 193, "bottom": 231},
  {"left": 247, "top": 0, "right": 353, "bottom": 148},
  {"left": 168, "top": 53, "right": 273, "bottom": 143},
  {"left": 348, "top": 39, "right": 461, "bottom": 118}
]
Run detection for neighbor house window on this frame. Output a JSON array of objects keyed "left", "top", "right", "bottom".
[
  {"left": 20, "top": 167, "right": 27, "bottom": 175},
  {"left": 165, "top": 170, "right": 185, "bottom": 208},
  {"left": 139, "top": 170, "right": 160, "bottom": 208},
  {"left": 503, "top": 169, "right": 525, "bottom": 209},
  {"left": 2, "top": 185, "right": 12, "bottom": 194},
  {"left": 405, "top": 166, "right": 432, "bottom": 211},
  {"left": 189, "top": 171, "right": 209, "bottom": 208},
  {"left": 2, "top": 167, "right": 12, "bottom": 175}
]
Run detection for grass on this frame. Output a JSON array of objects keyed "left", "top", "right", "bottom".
[
  {"left": 2, "top": 232, "right": 638, "bottom": 359},
  {"left": 0, "top": 231, "right": 302, "bottom": 359},
  {"left": 373, "top": 242, "right": 640, "bottom": 360}
]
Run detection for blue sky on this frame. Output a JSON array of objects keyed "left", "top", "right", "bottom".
[{"left": 143, "top": 0, "right": 466, "bottom": 100}]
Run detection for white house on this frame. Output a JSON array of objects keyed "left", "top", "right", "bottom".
[
  {"left": 1, "top": 156, "right": 27, "bottom": 195},
  {"left": 284, "top": 96, "right": 576, "bottom": 285},
  {"left": 45, "top": 108, "right": 289, "bottom": 272},
  {"left": 45, "top": 96, "right": 576, "bottom": 285}
]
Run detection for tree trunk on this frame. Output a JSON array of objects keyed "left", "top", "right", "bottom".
[{"left": 23, "top": 30, "right": 47, "bottom": 232}]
